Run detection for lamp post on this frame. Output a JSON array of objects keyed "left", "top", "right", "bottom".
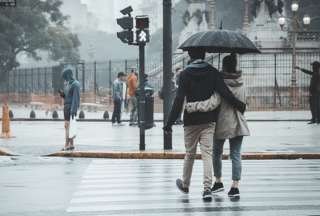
[
  {"left": 277, "top": 1, "right": 300, "bottom": 109},
  {"left": 279, "top": 1, "right": 319, "bottom": 109}
]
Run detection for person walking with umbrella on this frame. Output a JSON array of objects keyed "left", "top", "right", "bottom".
[
  {"left": 186, "top": 54, "right": 250, "bottom": 197},
  {"left": 295, "top": 61, "right": 320, "bottom": 124},
  {"left": 163, "top": 48, "right": 246, "bottom": 201}
]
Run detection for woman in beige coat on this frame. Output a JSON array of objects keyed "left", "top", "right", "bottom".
[{"left": 212, "top": 54, "right": 250, "bottom": 197}]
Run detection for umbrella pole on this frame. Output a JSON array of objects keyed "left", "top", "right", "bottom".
[{"left": 218, "top": 53, "right": 221, "bottom": 71}]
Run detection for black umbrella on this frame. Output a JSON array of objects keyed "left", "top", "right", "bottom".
[{"left": 179, "top": 30, "right": 260, "bottom": 54}]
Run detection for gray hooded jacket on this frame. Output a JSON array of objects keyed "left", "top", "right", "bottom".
[{"left": 62, "top": 66, "right": 81, "bottom": 115}]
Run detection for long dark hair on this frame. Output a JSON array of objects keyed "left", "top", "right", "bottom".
[{"left": 222, "top": 53, "right": 237, "bottom": 74}]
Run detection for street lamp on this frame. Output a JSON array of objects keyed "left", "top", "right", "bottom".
[
  {"left": 291, "top": 1, "right": 299, "bottom": 12},
  {"left": 278, "top": 1, "right": 302, "bottom": 108},
  {"left": 279, "top": 2, "right": 320, "bottom": 108},
  {"left": 303, "top": 15, "right": 311, "bottom": 26},
  {"left": 278, "top": 16, "right": 286, "bottom": 30}
]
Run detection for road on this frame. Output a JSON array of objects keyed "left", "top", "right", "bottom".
[{"left": 1, "top": 157, "right": 320, "bottom": 215}]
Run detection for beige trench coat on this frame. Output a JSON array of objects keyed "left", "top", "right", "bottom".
[{"left": 215, "top": 76, "right": 250, "bottom": 140}]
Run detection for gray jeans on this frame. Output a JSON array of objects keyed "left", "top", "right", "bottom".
[
  {"left": 213, "top": 136, "right": 243, "bottom": 181},
  {"left": 183, "top": 123, "right": 215, "bottom": 190},
  {"left": 128, "top": 96, "right": 138, "bottom": 123}
]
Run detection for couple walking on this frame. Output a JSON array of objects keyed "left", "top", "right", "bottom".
[{"left": 163, "top": 49, "right": 250, "bottom": 201}]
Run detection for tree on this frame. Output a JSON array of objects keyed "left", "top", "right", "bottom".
[{"left": 0, "top": 0, "right": 80, "bottom": 81}]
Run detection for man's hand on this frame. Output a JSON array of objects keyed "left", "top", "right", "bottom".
[
  {"left": 163, "top": 125, "right": 172, "bottom": 134},
  {"left": 295, "top": 66, "right": 300, "bottom": 70},
  {"left": 239, "top": 103, "right": 246, "bottom": 114},
  {"left": 58, "top": 89, "right": 65, "bottom": 98}
]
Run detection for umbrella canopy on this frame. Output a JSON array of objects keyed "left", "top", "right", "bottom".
[{"left": 179, "top": 30, "right": 260, "bottom": 54}]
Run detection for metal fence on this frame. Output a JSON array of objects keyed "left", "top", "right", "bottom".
[
  {"left": 1, "top": 52, "right": 320, "bottom": 111},
  {"left": 147, "top": 51, "right": 320, "bottom": 111}
]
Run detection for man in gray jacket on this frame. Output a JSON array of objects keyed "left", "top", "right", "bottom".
[{"left": 112, "top": 72, "right": 126, "bottom": 126}]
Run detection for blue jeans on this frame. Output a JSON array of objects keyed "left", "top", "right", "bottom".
[{"left": 213, "top": 136, "right": 243, "bottom": 181}]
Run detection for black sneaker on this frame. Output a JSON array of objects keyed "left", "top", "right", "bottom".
[
  {"left": 202, "top": 189, "right": 212, "bottom": 201},
  {"left": 228, "top": 187, "right": 240, "bottom": 197},
  {"left": 176, "top": 179, "right": 189, "bottom": 194},
  {"left": 211, "top": 182, "right": 224, "bottom": 193}
]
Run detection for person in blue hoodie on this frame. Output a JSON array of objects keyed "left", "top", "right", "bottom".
[
  {"left": 59, "top": 65, "right": 80, "bottom": 151},
  {"left": 163, "top": 48, "right": 246, "bottom": 201}
]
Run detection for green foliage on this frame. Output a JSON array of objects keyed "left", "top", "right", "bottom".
[{"left": 0, "top": 0, "right": 80, "bottom": 80}]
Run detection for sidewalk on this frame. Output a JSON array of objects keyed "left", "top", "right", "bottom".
[
  {"left": 1, "top": 105, "right": 312, "bottom": 121},
  {"left": 1, "top": 120, "right": 320, "bottom": 156}
]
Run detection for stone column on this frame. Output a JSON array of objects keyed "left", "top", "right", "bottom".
[
  {"left": 243, "top": 0, "right": 250, "bottom": 33},
  {"left": 207, "top": 0, "right": 216, "bottom": 30}
]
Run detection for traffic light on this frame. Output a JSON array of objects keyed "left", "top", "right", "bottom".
[
  {"left": 135, "top": 16, "right": 150, "bottom": 44},
  {"left": 116, "top": 7, "right": 134, "bottom": 44}
]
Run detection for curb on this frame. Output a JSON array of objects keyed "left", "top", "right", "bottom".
[
  {"left": 0, "top": 118, "right": 310, "bottom": 122},
  {"left": 0, "top": 148, "right": 17, "bottom": 156},
  {"left": 46, "top": 151, "right": 320, "bottom": 160}
]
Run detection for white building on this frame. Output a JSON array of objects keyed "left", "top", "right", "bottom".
[{"left": 61, "top": 0, "right": 99, "bottom": 32}]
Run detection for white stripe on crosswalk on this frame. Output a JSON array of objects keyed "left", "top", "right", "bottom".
[
  {"left": 67, "top": 159, "right": 320, "bottom": 215},
  {"left": 67, "top": 200, "right": 320, "bottom": 213}
]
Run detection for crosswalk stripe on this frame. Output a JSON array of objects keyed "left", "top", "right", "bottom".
[
  {"left": 67, "top": 159, "right": 320, "bottom": 215},
  {"left": 67, "top": 200, "right": 320, "bottom": 212}
]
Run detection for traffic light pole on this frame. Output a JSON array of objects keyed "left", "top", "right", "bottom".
[
  {"left": 163, "top": 0, "right": 173, "bottom": 150},
  {"left": 138, "top": 43, "right": 146, "bottom": 151},
  {"left": 116, "top": 7, "right": 149, "bottom": 151}
]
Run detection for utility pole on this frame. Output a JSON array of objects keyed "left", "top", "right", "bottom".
[
  {"left": 138, "top": 43, "right": 146, "bottom": 150},
  {"left": 163, "top": 0, "right": 173, "bottom": 150}
]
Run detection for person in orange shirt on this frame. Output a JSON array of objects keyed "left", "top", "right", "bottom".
[{"left": 127, "top": 69, "right": 138, "bottom": 126}]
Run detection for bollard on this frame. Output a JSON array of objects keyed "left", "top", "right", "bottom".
[
  {"left": 79, "top": 110, "right": 85, "bottom": 119},
  {"left": 1, "top": 103, "right": 11, "bottom": 138},
  {"left": 103, "top": 111, "right": 109, "bottom": 120},
  {"left": 30, "top": 110, "right": 36, "bottom": 119},
  {"left": 52, "top": 110, "right": 59, "bottom": 119},
  {"left": 9, "top": 110, "right": 14, "bottom": 119}
]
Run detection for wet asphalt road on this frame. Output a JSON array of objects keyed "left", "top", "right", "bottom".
[{"left": 1, "top": 157, "right": 320, "bottom": 216}]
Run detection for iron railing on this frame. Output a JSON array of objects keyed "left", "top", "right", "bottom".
[{"left": 1, "top": 52, "right": 319, "bottom": 111}]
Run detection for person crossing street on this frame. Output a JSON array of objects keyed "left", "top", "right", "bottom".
[{"left": 163, "top": 49, "right": 246, "bottom": 201}]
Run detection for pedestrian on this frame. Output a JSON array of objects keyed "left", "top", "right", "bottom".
[
  {"left": 186, "top": 54, "right": 250, "bottom": 198},
  {"left": 127, "top": 69, "right": 138, "bottom": 126},
  {"left": 59, "top": 65, "right": 80, "bottom": 151},
  {"left": 112, "top": 72, "right": 126, "bottom": 126},
  {"left": 163, "top": 49, "right": 246, "bottom": 201},
  {"left": 296, "top": 61, "right": 320, "bottom": 124}
]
